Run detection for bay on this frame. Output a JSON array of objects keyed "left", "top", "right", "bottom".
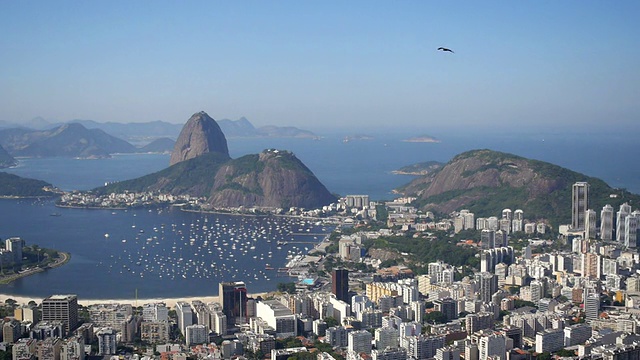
[{"left": 1, "top": 130, "right": 639, "bottom": 299}]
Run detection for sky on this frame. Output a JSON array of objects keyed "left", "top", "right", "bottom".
[{"left": 1, "top": 1, "right": 638, "bottom": 131}]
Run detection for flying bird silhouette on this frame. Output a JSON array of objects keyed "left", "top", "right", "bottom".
[{"left": 437, "top": 47, "right": 454, "bottom": 53}]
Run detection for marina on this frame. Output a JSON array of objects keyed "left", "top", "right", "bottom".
[{"left": 0, "top": 198, "right": 334, "bottom": 299}]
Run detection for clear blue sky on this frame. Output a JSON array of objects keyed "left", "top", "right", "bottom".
[{"left": 1, "top": 1, "right": 638, "bottom": 131}]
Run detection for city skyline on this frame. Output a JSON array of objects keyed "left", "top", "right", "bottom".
[{"left": 1, "top": 1, "right": 639, "bottom": 132}]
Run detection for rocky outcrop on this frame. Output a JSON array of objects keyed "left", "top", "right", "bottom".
[
  {"left": 208, "top": 149, "right": 336, "bottom": 209},
  {"left": 169, "top": 111, "right": 229, "bottom": 166}
]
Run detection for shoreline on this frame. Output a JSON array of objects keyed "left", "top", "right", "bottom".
[
  {"left": 0, "top": 252, "right": 71, "bottom": 285},
  {"left": 0, "top": 292, "right": 271, "bottom": 309}
]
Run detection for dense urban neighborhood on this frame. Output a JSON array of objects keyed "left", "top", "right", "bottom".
[{"left": 3, "top": 182, "right": 640, "bottom": 360}]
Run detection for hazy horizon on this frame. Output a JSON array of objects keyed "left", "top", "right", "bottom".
[{"left": 1, "top": 1, "right": 639, "bottom": 130}]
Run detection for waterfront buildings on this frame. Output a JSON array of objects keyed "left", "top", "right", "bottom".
[
  {"left": 219, "top": 281, "right": 248, "bottom": 327},
  {"left": 41, "top": 295, "right": 78, "bottom": 335}
]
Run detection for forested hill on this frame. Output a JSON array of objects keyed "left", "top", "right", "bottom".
[
  {"left": 0, "top": 172, "right": 55, "bottom": 197},
  {"left": 397, "top": 149, "right": 640, "bottom": 227}
]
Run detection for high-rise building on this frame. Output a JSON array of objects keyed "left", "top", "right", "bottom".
[
  {"left": 584, "top": 294, "right": 600, "bottom": 321},
  {"left": 535, "top": 329, "right": 564, "bottom": 354},
  {"left": 475, "top": 272, "right": 498, "bottom": 304},
  {"left": 477, "top": 331, "right": 506, "bottom": 360},
  {"left": 175, "top": 302, "right": 193, "bottom": 336},
  {"left": 372, "top": 347, "right": 408, "bottom": 360},
  {"left": 5, "top": 237, "right": 25, "bottom": 264},
  {"left": 601, "top": 204, "right": 614, "bottom": 241},
  {"left": 616, "top": 203, "right": 632, "bottom": 243},
  {"left": 60, "top": 336, "right": 85, "bottom": 360},
  {"left": 375, "top": 326, "right": 399, "bottom": 350},
  {"left": 436, "top": 347, "right": 460, "bottom": 360},
  {"left": 624, "top": 211, "right": 640, "bottom": 249},
  {"left": 96, "top": 328, "right": 117, "bottom": 356},
  {"left": 404, "top": 334, "right": 445, "bottom": 360},
  {"left": 572, "top": 182, "right": 589, "bottom": 230},
  {"left": 219, "top": 281, "right": 248, "bottom": 327},
  {"left": 185, "top": 324, "right": 208, "bottom": 347},
  {"left": 585, "top": 209, "right": 597, "bottom": 239},
  {"left": 332, "top": 269, "right": 350, "bottom": 302},
  {"left": 348, "top": 330, "right": 373, "bottom": 354},
  {"left": 41, "top": 295, "right": 78, "bottom": 335},
  {"left": 433, "top": 298, "right": 456, "bottom": 322}
]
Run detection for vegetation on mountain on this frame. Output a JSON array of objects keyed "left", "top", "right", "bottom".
[
  {"left": 398, "top": 149, "right": 640, "bottom": 227},
  {"left": 96, "top": 152, "right": 230, "bottom": 195},
  {"left": 207, "top": 150, "right": 337, "bottom": 209},
  {"left": 0, "top": 172, "right": 54, "bottom": 197},
  {"left": 0, "top": 123, "right": 136, "bottom": 158},
  {"left": 96, "top": 149, "right": 336, "bottom": 209},
  {"left": 364, "top": 233, "right": 479, "bottom": 271}
]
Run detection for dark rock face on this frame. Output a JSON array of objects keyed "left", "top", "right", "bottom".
[
  {"left": 169, "top": 111, "right": 230, "bottom": 166},
  {"left": 207, "top": 150, "right": 337, "bottom": 209}
]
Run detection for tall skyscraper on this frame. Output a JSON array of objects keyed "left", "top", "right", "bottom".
[
  {"left": 175, "top": 302, "right": 193, "bottom": 336},
  {"left": 584, "top": 294, "right": 600, "bottom": 321},
  {"left": 616, "top": 203, "right": 632, "bottom": 243},
  {"left": 624, "top": 211, "right": 640, "bottom": 249},
  {"left": 332, "top": 269, "right": 349, "bottom": 302},
  {"left": 475, "top": 272, "right": 497, "bottom": 304},
  {"left": 41, "top": 295, "right": 78, "bottom": 335},
  {"left": 219, "top": 281, "right": 248, "bottom": 328},
  {"left": 572, "top": 182, "right": 589, "bottom": 230},
  {"left": 585, "top": 209, "right": 597, "bottom": 239},
  {"left": 600, "top": 204, "right": 614, "bottom": 241}
]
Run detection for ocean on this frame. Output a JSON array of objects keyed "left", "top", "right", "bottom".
[{"left": 1, "top": 130, "right": 639, "bottom": 299}]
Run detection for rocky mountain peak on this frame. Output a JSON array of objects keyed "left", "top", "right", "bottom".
[{"left": 169, "top": 111, "right": 230, "bottom": 166}]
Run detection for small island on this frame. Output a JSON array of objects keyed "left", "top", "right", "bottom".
[
  {"left": 0, "top": 238, "right": 70, "bottom": 284},
  {"left": 392, "top": 160, "right": 444, "bottom": 175},
  {"left": 342, "top": 134, "right": 374, "bottom": 143},
  {"left": 402, "top": 134, "right": 441, "bottom": 143}
]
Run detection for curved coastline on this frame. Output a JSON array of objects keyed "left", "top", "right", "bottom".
[
  {"left": 0, "top": 292, "right": 269, "bottom": 308},
  {"left": 0, "top": 251, "right": 71, "bottom": 285}
]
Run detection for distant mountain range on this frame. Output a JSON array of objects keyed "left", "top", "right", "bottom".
[
  {"left": 0, "top": 116, "right": 319, "bottom": 141},
  {"left": 0, "top": 123, "right": 137, "bottom": 158}
]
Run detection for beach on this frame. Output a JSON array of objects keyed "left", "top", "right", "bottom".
[{"left": 0, "top": 292, "right": 270, "bottom": 308}]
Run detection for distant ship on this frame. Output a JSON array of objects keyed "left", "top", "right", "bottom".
[{"left": 50, "top": 213, "right": 62, "bottom": 217}]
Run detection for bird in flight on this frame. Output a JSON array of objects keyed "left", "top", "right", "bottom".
[{"left": 437, "top": 47, "right": 454, "bottom": 53}]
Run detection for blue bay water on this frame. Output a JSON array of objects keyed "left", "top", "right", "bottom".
[{"left": 1, "top": 131, "right": 639, "bottom": 299}]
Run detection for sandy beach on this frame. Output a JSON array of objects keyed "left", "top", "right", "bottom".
[{"left": 0, "top": 292, "right": 270, "bottom": 308}]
